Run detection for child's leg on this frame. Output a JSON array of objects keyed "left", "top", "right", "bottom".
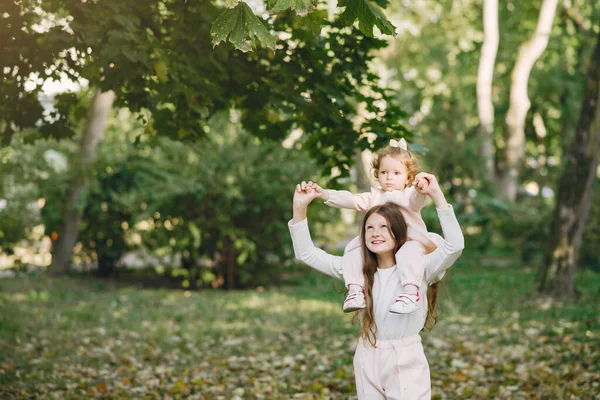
[
  {"left": 341, "top": 236, "right": 366, "bottom": 313},
  {"left": 390, "top": 241, "right": 426, "bottom": 314},
  {"left": 397, "top": 240, "right": 426, "bottom": 290}
]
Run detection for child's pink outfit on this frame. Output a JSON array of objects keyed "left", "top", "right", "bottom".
[{"left": 325, "top": 186, "right": 436, "bottom": 313}]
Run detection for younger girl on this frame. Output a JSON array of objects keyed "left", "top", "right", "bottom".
[{"left": 310, "top": 138, "right": 436, "bottom": 314}]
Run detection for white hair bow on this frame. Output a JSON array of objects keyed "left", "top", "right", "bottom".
[{"left": 389, "top": 138, "right": 407, "bottom": 150}]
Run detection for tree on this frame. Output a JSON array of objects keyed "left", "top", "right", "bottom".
[
  {"left": 2, "top": 0, "right": 408, "bottom": 274},
  {"left": 48, "top": 90, "right": 115, "bottom": 275},
  {"left": 1, "top": 0, "right": 405, "bottom": 175},
  {"left": 373, "top": 1, "right": 598, "bottom": 257},
  {"left": 538, "top": 33, "right": 600, "bottom": 299},
  {"left": 498, "top": 0, "right": 559, "bottom": 201},
  {"left": 477, "top": 0, "right": 499, "bottom": 184}
]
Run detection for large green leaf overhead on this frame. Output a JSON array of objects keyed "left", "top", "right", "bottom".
[
  {"left": 211, "top": 2, "right": 276, "bottom": 52},
  {"left": 339, "top": 0, "right": 396, "bottom": 37}
]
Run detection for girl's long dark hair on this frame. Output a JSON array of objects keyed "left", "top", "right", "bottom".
[{"left": 357, "top": 203, "right": 441, "bottom": 346}]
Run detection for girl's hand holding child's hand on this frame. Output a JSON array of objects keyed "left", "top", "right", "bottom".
[
  {"left": 413, "top": 172, "right": 440, "bottom": 196},
  {"left": 307, "top": 182, "right": 329, "bottom": 201},
  {"left": 294, "top": 181, "right": 321, "bottom": 208}
]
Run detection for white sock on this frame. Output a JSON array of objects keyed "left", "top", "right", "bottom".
[
  {"left": 348, "top": 284, "right": 363, "bottom": 293},
  {"left": 403, "top": 284, "right": 419, "bottom": 295}
]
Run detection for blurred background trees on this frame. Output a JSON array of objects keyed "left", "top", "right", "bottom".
[{"left": 1, "top": 0, "right": 598, "bottom": 297}]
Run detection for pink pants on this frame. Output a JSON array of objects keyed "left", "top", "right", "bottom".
[
  {"left": 342, "top": 236, "right": 426, "bottom": 289},
  {"left": 353, "top": 335, "right": 431, "bottom": 399}
]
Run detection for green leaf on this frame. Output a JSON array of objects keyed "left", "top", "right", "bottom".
[
  {"left": 338, "top": 0, "right": 396, "bottom": 37},
  {"left": 154, "top": 62, "right": 168, "bottom": 83},
  {"left": 188, "top": 222, "right": 202, "bottom": 249},
  {"left": 211, "top": 2, "right": 276, "bottom": 52},
  {"left": 270, "top": 0, "right": 313, "bottom": 17},
  {"left": 296, "top": 10, "right": 327, "bottom": 35}
]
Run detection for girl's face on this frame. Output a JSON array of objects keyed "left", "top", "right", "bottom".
[
  {"left": 364, "top": 212, "right": 396, "bottom": 255},
  {"left": 378, "top": 155, "right": 409, "bottom": 191}
]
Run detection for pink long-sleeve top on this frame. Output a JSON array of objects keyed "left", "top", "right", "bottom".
[{"left": 324, "top": 186, "right": 429, "bottom": 233}]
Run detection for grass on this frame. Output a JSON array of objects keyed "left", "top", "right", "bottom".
[{"left": 0, "top": 256, "right": 599, "bottom": 399}]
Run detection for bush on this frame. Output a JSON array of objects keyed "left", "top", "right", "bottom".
[
  {"left": 1, "top": 111, "right": 335, "bottom": 288},
  {"left": 138, "top": 128, "right": 334, "bottom": 289},
  {"left": 425, "top": 192, "right": 551, "bottom": 261},
  {"left": 0, "top": 136, "right": 75, "bottom": 262}
]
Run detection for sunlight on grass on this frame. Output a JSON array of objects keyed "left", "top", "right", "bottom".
[
  {"left": 211, "top": 321, "right": 251, "bottom": 330},
  {"left": 237, "top": 293, "right": 340, "bottom": 314},
  {"left": 2, "top": 290, "right": 51, "bottom": 303},
  {"left": 0, "top": 265, "right": 598, "bottom": 399},
  {"left": 161, "top": 292, "right": 183, "bottom": 305},
  {"left": 2, "top": 293, "right": 28, "bottom": 302}
]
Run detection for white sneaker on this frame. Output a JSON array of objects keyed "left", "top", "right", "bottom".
[
  {"left": 343, "top": 289, "right": 366, "bottom": 313},
  {"left": 389, "top": 292, "right": 420, "bottom": 314}
]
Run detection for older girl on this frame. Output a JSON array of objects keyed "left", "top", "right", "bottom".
[{"left": 289, "top": 173, "right": 464, "bottom": 399}]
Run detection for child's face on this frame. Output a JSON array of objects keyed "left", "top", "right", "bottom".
[
  {"left": 365, "top": 212, "right": 396, "bottom": 255},
  {"left": 378, "top": 155, "right": 409, "bottom": 191}
]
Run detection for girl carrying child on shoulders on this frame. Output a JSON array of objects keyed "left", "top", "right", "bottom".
[{"left": 309, "top": 138, "right": 437, "bottom": 314}]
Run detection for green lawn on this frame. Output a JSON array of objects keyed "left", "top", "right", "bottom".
[{"left": 0, "top": 258, "right": 598, "bottom": 399}]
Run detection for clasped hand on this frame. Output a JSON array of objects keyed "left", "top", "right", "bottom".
[{"left": 293, "top": 181, "right": 320, "bottom": 210}]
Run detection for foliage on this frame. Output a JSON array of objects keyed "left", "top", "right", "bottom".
[
  {"left": 211, "top": 2, "right": 276, "bottom": 52},
  {"left": 0, "top": 262, "right": 598, "bottom": 398},
  {"left": 0, "top": 101, "right": 337, "bottom": 287},
  {"left": 338, "top": 0, "right": 396, "bottom": 37},
  {"left": 0, "top": 180, "right": 37, "bottom": 253},
  {"left": 381, "top": 0, "right": 598, "bottom": 199},
  {"left": 0, "top": 126, "right": 135, "bottom": 273},
  {"left": 364, "top": 0, "right": 599, "bottom": 262},
  {"left": 269, "top": 0, "right": 314, "bottom": 16},
  {"left": 210, "top": 0, "right": 397, "bottom": 51},
  {"left": 1, "top": 0, "right": 408, "bottom": 181},
  {"left": 437, "top": 194, "right": 508, "bottom": 253},
  {"left": 71, "top": 143, "right": 146, "bottom": 277},
  {"left": 494, "top": 198, "right": 552, "bottom": 262},
  {"left": 0, "top": 136, "right": 75, "bottom": 254},
  {"left": 136, "top": 115, "right": 334, "bottom": 289}
]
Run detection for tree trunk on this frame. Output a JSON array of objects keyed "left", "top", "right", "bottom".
[
  {"left": 538, "top": 34, "right": 600, "bottom": 299},
  {"left": 499, "top": 0, "right": 559, "bottom": 201},
  {"left": 1, "top": 125, "right": 13, "bottom": 147},
  {"left": 48, "top": 90, "right": 115, "bottom": 276},
  {"left": 357, "top": 149, "right": 373, "bottom": 192},
  {"left": 476, "top": 0, "right": 499, "bottom": 184},
  {"left": 223, "top": 237, "right": 237, "bottom": 290},
  {"left": 97, "top": 253, "right": 117, "bottom": 278}
]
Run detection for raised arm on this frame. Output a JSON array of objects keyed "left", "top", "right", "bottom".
[
  {"left": 423, "top": 206, "right": 465, "bottom": 283},
  {"left": 411, "top": 173, "right": 464, "bottom": 283},
  {"left": 407, "top": 185, "right": 430, "bottom": 212},
  {"left": 382, "top": 185, "right": 430, "bottom": 213},
  {"left": 413, "top": 172, "right": 449, "bottom": 211},
  {"left": 309, "top": 182, "right": 375, "bottom": 211},
  {"left": 290, "top": 182, "right": 344, "bottom": 280}
]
